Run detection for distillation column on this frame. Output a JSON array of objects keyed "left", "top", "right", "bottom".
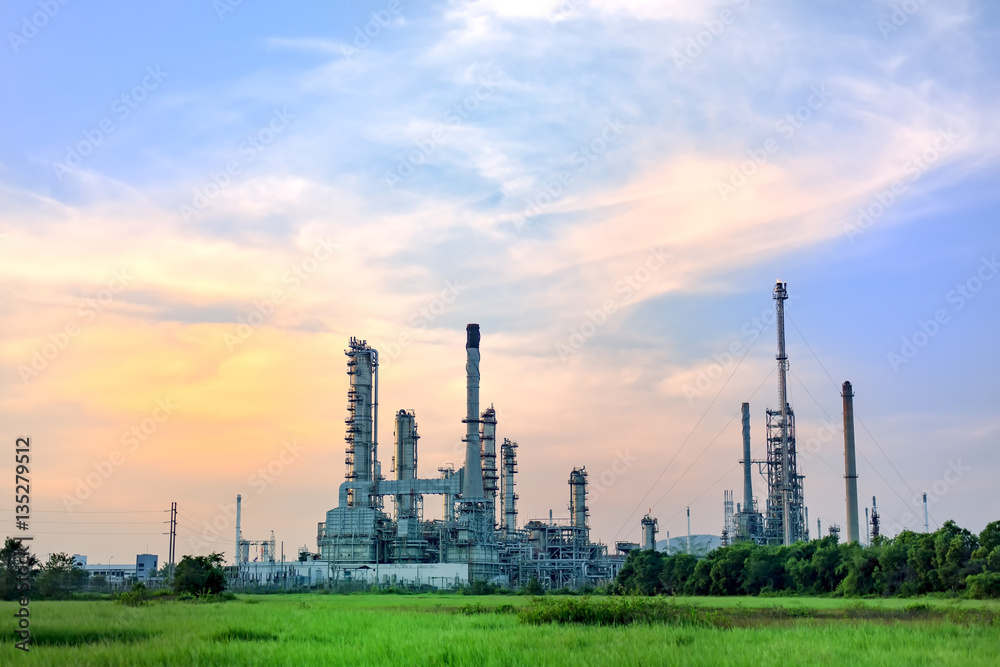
[
  {"left": 500, "top": 438, "right": 518, "bottom": 537},
  {"left": 569, "top": 467, "right": 590, "bottom": 545},
  {"left": 394, "top": 410, "right": 419, "bottom": 521},
  {"left": 842, "top": 382, "right": 861, "bottom": 543},
  {"left": 641, "top": 514, "right": 658, "bottom": 551},
  {"left": 346, "top": 338, "right": 378, "bottom": 507},
  {"left": 481, "top": 407, "right": 498, "bottom": 530}
]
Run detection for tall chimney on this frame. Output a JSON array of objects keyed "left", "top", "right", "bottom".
[
  {"left": 842, "top": 381, "right": 860, "bottom": 543},
  {"left": 923, "top": 492, "right": 929, "bottom": 533},
  {"left": 741, "top": 403, "right": 753, "bottom": 513},
  {"left": 462, "top": 324, "right": 485, "bottom": 500},
  {"left": 686, "top": 506, "right": 691, "bottom": 555}
]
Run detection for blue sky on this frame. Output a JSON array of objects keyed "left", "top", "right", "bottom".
[{"left": 1, "top": 0, "right": 998, "bottom": 563}]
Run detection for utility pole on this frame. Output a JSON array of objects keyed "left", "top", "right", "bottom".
[{"left": 168, "top": 502, "right": 177, "bottom": 583}]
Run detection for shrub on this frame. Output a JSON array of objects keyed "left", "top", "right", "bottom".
[
  {"left": 966, "top": 572, "right": 1000, "bottom": 599},
  {"left": 114, "top": 582, "right": 148, "bottom": 607}
]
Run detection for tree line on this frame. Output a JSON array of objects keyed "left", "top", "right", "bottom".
[
  {"left": 0, "top": 538, "right": 227, "bottom": 600},
  {"left": 613, "top": 520, "right": 1000, "bottom": 598}
]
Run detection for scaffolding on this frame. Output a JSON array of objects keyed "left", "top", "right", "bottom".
[
  {"left": 761, "top": 282, "right": 807, "bottom": 545},
  {"left": 721, "top": 490, "right": 735, "bottom": 547}
]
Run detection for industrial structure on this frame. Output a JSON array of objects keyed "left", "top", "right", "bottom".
[
  {"left": 870, "top": 496, "right": 881, "bottom": 541},
  {"left": 314, "top": 324, "right": 624, "bottom": 589},
  {"left": 641, "top": 514, "right": 658, "bottom": 551},
  {"left": 730, "top": 282, "right": 808, "bottom": 546},
  {"left": 214, "top": 281, "right": 905, "bottom": 591},
  {"left": 842, "top": 382, "right": 861, "bottom": 543}
]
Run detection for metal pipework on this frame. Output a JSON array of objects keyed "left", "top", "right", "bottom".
[
  {"left": 461, "top": 324, "right": 485, "bottom": 501},
  {"left": 337, "top": 477, "right": 462, "bottom": 508},
  {"left": 842, "top": 381, "right": 861, "bottom": 544},
  {"left": 741, "top": 403, "right": 753, "bottom": 513},
  {"left": 439, "top": 466, "right": 456, "bottom": 523},
  {"left": 641, "top": 514, "right": 658, "bottom": 551}
]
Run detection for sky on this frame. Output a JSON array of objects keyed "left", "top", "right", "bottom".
[{"left": 1, "top": 0, "right": 998, "bottom": 567}]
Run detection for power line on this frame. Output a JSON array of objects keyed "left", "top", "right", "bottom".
[
  {"left": 648, "top": 365, "right": 776, "bottom": 519},
  {"left": 14, "top": 521, "right": 168, "bottom": 525},
  {"left": 613, "top": 307, "right": 774, "bottom": 540},
  {"left": 0, "top": 509, "right": 166, "bottom": 514},
  {"left": 22, "top": 532, "right": 168, "bottom": 536},
  {"left": 786, "top": 313, "right": 935, "bottom": 529}
]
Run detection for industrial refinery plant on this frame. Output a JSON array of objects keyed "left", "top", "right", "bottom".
[
  {"left": 312, "top": 324, "right": 623, "bottom": 589},
  {"left": 228, "top": 280, "right": 889, "bottom": 590}
]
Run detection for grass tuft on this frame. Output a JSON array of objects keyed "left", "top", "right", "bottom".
[{"left": 212, "top": 628, "right": 279, "bottom": 642}]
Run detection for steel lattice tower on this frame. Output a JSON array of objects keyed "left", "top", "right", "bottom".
[{"left": 763, "top": 282, "right": 806, "bottom": 545}]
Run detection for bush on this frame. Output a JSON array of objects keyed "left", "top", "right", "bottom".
[
  {"left": 966, "top": 572, "right": 1000, "bottom": 599},
  {"left": 114, "top": 582, "right": 148, "bottom": 607},
  {"left": 522, "top": 575, "right": 544, "bottom": 596}
]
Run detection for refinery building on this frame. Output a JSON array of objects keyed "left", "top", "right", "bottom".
[
  {"left": 228, "top": 281, "right": 878, "bottom": 590},
  {"left": 311, "top": 324, "right": 625, "bottom": 589}
]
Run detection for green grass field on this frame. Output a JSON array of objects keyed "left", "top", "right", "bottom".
[{"left": 2, "top": 594, "right": 998, "bottom": 666}]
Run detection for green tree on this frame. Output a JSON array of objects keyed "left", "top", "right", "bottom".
[
  {"left": 90, "top": 574, "right": 108, "bottom": 591},
  {"left": 614, "top": 550, "right": 663, "bottom": 595},
  {"left": 743, "top": 548, "right": 786, "bottom": 595},
  {"left": 905, "top": 533, "right": 936, "bottom": 594},
  {"left": 876, "top": 532, "right": 917, "bottom": 596},
  {"left": 173, "top": 552, "right": 227, "bottom": 595},
  {"left": 933, "top": 521, "right": 978, "bottom": 592},
  {"left": 811, "top": 537, "right": 845, "bottom": 593},
  {"left": 979, "top": 521, "right": 1000, "bottom": 553},
  {"left": 36, "top": 553, "right": 88, "bottom": 599},
  {"left": 658, "top": 553, "right": 696, "bottom": 595},
  {"left": 683, "top": 558, "right": 712, "bottom": 595},
  {"left": 709, "top": 542, "right": 754, "bottom": 595},
  {"left": 0, "top": 538, "right": 38, "bottom": 601},
  {"left": 836, "top": 542, "right": 880, "bottom": 596}
]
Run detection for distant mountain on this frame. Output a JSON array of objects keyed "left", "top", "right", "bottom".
[{"left": 654, "top": 534, "right": 722, "bottom": 557}]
